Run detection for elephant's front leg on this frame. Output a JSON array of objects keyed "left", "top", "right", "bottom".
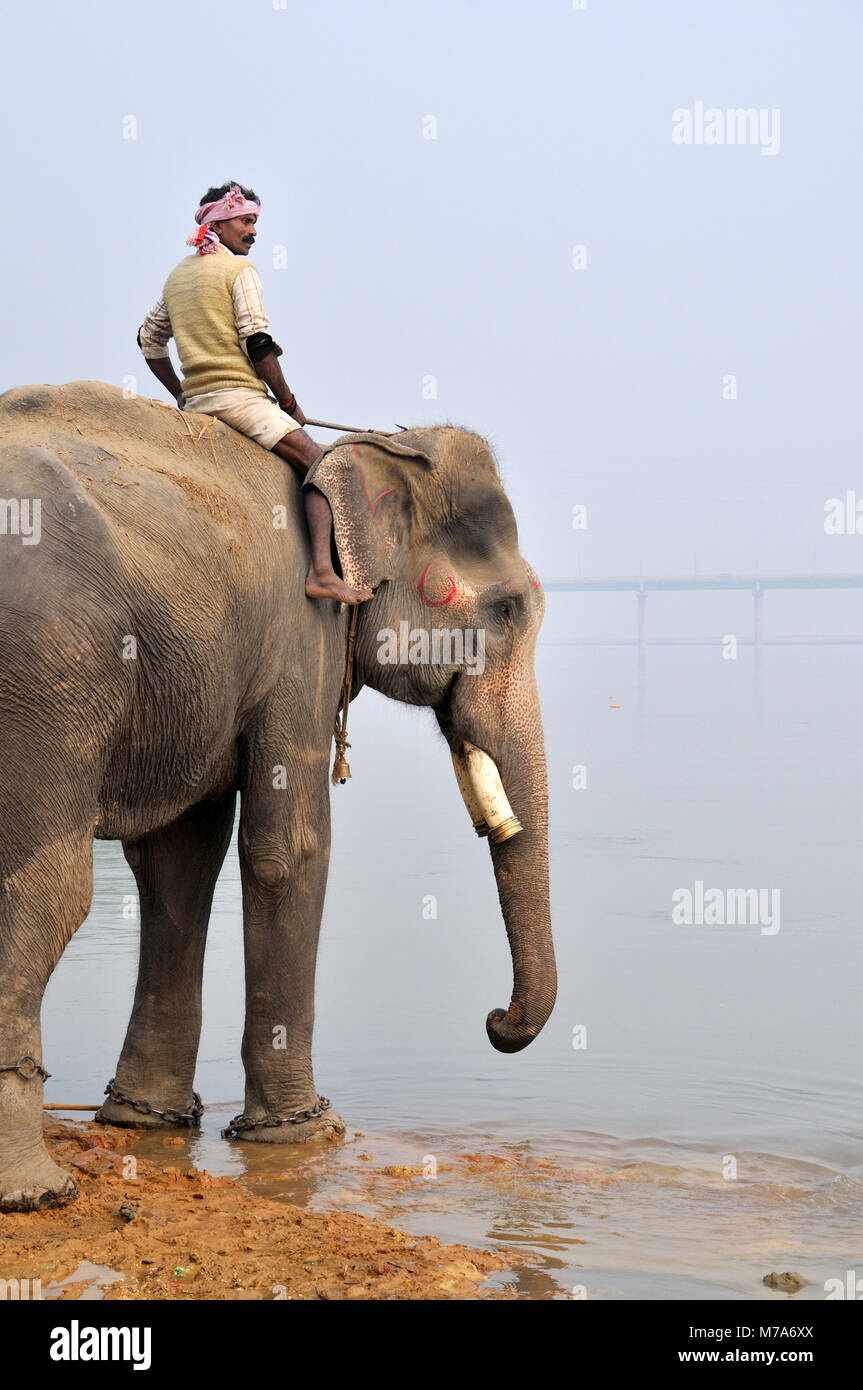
[{"left": 230, "top": 761, "right": 343, "bottom": 1144}]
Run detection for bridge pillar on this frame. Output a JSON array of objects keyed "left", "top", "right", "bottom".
[{"left": 637, "top": 587, "right": 647, "bottom": 667}]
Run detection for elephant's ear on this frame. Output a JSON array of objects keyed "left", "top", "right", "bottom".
[{"left": 304, "top": 433, "right": 432, "bottom": 591}]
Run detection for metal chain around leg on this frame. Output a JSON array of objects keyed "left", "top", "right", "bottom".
[
  {"left": 223, "top": 1095, "right": 331, "bottom": 1139},
  {"left": 0, "top": 1056, "right": 50, "bottom": 1081},
  {"left": 101, "top": 1077, "right": 203, "bottom": 1127}
]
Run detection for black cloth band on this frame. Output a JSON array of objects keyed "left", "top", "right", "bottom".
[{"left": 245, "top": 331, "right": 283, "bottom": 363}]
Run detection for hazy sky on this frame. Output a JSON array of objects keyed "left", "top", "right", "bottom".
[{"left": 3, "top": 0, "right": 861, "bottom": 636}]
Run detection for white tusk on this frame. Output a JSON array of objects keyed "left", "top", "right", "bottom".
[
  {"left": 451, "top": 748, "right": 490, "bottom": 837},
  {"left": 454, "top": 742, "right": 523, "bottom": 844}
]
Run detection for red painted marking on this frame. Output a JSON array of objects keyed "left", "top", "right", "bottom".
[
  {"left": 418, "top": 558, "right": 456, "bottom": 607},
  {"left": 354, "top": 443, "right": 396, "bottom": 518}
]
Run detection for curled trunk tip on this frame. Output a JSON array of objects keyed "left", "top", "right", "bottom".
[{"left": 486, "top": 999, "right": 550, "bottom": 1054}]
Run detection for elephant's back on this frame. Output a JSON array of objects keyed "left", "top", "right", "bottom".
[
  {"left": 0, "top": 384, "right": 314, "bottom": 809},
  {"left": 0, "top": 379, "right": 314, "bottom": 698},
  {"left": 0, "top": 380, "right": 306, "bottom": 588},
  {"left": 0, "top": 380, "right": 281, "bottom": 520}
]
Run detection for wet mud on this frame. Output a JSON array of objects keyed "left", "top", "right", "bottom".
[{"left": 0, "top": 1120, "right": 512, "bottom": 1301}]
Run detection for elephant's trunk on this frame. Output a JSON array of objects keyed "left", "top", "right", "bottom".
[{"left": 451, "top": 725, "right": 556, "bottom": 1054}]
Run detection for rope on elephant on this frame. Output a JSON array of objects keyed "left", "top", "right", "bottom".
[{"left": 332, "top": 605, "right": 360, "bottom": 784}]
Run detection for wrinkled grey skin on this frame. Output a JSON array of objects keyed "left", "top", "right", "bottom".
[{"left": 0, "top": 382, "right": 555, "bottom": 1211}]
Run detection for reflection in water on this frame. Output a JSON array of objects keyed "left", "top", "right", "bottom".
[
  {"left": 43, "top": 1259, "right": 125, "bottom": 1301},
  {"left": 42, "top": 645, "right": 863, "bottom": 1297}
]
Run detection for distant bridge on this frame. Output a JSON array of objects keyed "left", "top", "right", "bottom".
[{"left": 543, "top": 574, "right": 863, "bottom": 660}]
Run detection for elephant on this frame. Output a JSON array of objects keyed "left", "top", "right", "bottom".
[{"left": 0, "top": 380, "right": 555, "bottom": 1211}]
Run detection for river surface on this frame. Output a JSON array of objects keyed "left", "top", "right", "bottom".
[{"left": 42, "top": 621, "right": 863, "bottom": 1299}]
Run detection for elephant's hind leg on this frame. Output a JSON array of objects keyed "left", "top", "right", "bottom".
[
  {"left": 97, "top": 794, "right": 236, "bottom": 1130},
  {"left": 0, "top": 828, "right": 94, "bottom": 1211}
]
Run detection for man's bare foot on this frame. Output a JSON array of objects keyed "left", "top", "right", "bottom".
[{"left": 305, "top": 568, "right": 373, "bottom": 604}]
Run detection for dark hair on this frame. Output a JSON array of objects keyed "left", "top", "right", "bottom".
[{"left": 199, "top": 182, "right": 260, "bottom": 206}]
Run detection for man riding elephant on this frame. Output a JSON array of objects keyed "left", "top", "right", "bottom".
[{"left": 138, "top": 180, "right": 370, "bottom": 606}]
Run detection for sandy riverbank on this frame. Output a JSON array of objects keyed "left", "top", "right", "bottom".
[{"left": 0, "top": 1119, "right": 511, "bottom": 1300}]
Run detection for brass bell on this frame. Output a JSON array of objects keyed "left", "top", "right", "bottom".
[{"left": 331, "top": 750, "right": 352, "bottom": 785}]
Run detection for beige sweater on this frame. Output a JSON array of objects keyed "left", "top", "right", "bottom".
[{"left": 162, "top": 250, "right": 267, "bottom": 398}]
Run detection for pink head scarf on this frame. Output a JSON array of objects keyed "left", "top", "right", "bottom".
[{"left": 187, "top": 184, "right": 260, "bottom": 255}]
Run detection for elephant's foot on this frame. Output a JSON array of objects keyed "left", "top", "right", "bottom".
[
  {"left": 96, "top": 1079, "right": 203, "bottom": 1130},
  {"left": 96, "top": 1098, "right": 176, "bottom": 1129},
  {"left": 0, "top": 1153, "right": 79, "bottom": 1212},
  {"left": 225, "top": 1107, "right": 345, "bottom": 1145}
]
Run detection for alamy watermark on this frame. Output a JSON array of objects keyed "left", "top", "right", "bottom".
[
  {"left": 0, "top": 497, "right": 41, "bottom": 545},
  {"left": 824, "top": 1270, "right": 863, "bottom": 1299},
  {"left": 672, "top": 102, "right": 780, "bottom": 156},
  {"left": 671, "top": 880, "right": 780, "bottom": 936},
  {"left": 824, "top": 492, "right": 863, "bottom": 535},
  {"left": 1, "top": 1277, "right": 42, "bottom": 1300},
  {"left": 50, "top": 1322, "right": 151, "bottom": 1370},
  {"left": 377, "top": 622, "right": 485, "bottom": 675}
]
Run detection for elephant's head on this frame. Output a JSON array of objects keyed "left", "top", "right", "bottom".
[{"left": 306, "top": 428, "right": 556, "bottom": 1053}]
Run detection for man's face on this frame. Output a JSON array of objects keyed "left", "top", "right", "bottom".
[{"left": 211, "top": 212, "right": 257, "bottom": 256}]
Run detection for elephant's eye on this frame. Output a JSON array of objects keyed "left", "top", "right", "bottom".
[{"left": 490, "top": 593, "right": 523, "bottom": 628}]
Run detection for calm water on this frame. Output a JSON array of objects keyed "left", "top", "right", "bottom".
[{"left": 42, "top": 623, "right": 863, "bottom": 1298}]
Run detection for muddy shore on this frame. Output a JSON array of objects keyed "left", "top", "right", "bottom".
[{"left": 0, "top": 1120, "right": 512, "bottom": 1300}]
